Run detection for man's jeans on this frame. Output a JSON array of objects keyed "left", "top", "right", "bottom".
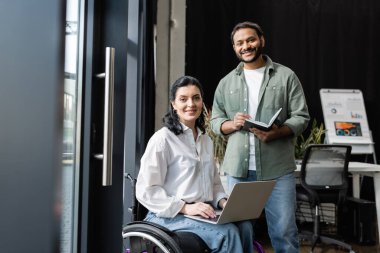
[{"left": 228, "top": 171, "right": 299, "bottom": 253}]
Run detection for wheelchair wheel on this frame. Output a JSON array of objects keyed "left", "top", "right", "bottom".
[{"left": 123, "top": 223, "right": 183, "bottom": 253}]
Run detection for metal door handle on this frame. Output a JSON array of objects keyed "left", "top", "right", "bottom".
[{"left": 94, "top": 47, "right": 115, "bottom": 186}]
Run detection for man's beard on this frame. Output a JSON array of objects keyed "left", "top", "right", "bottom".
[{"left": 236, "top": 46, "right": 263, "bottom": 63}]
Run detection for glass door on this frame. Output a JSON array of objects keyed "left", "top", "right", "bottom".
[
  {"left": 61, "top": 0, "right": 129, "bottom": 251},
  {"left": 62, "top": 0, "right": 83, "bottom": 252},
  {"left": 61, "top": 0, "right": 156, "bottom": 252}
]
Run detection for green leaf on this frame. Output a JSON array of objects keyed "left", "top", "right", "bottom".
[
  {"left": 203, "top": 104, "right": 228, "bottom": 164},
  {"left": 294, "top": 119, "right": 326, "bottom": 159}
]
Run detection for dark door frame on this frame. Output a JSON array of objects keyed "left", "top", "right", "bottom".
[{"left": 79, "top": 0, "right": 155, "bottom": 252}]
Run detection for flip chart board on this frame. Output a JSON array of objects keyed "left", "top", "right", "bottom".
[{"left": 320, "top": 89, "right": 375, "bottom": 156}]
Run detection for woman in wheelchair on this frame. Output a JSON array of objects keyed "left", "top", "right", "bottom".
[{"left": 136, "top": 76, "right": 254, "bottom": 252}]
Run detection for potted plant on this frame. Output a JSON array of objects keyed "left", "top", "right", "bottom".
[
  {"left": 203, "top": 105, "right": 228, "bottom": 166},
  {"left": 294, "top": 119, "right": 326, "bottom": 160}
]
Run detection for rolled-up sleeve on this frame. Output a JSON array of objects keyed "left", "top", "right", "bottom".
[{"left": 282, "top": 72, "right": 310, "bottom": 136}]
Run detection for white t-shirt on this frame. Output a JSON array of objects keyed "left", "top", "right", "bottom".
[{"left": 244, "top": 67, "right": 265, "bottom": 170}]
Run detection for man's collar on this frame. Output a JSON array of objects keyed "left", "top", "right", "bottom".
[{"left": 235, "top": 54, "right": 274, "bottom": 75}]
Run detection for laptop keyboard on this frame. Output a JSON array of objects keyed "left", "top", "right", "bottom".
[{"left": 207, "top": 215, "right": 220, "bottom": 222}]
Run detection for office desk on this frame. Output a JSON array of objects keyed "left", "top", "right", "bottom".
[
  {"left": 297, "top": 161, "right": 380, "bottom": 243},
  {"left": 349, "top": 162, "right": 380, "bottom": 243}
]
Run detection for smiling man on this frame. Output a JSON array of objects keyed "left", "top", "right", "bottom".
[{"left": 211, "top": 21, "right": 310, "bottom": 252}]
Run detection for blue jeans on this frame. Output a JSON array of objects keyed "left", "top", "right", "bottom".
[
  {"left": 228, "top": 171, "right": 299, "bottom": 253},
  {"left": 144, "top": 212, "right": 254, "bottom": 253}
]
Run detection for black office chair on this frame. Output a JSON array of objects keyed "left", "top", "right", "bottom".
[{"left": 296, "top": 144, "right": 355, "bottom": 253}]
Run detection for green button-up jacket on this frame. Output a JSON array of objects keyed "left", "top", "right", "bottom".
[{"left": 210, "top": 55, "right": 310, "bottom": 180}]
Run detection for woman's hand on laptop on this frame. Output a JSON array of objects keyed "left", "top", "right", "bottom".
[{"left": 180, "top": 202, "right": 216, "bottom": 218}]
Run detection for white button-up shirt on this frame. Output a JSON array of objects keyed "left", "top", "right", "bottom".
[{"left": 136, "top": 125, "right": 228, "bottom": 218}]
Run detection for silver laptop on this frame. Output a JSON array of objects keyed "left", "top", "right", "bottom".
[{"left": 184, "top": 180, "right": 276, "bottom": 224}]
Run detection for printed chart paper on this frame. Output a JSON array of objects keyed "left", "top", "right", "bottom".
[{"left": 320, "top": 89, "right": 372, "bottom": 145}]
